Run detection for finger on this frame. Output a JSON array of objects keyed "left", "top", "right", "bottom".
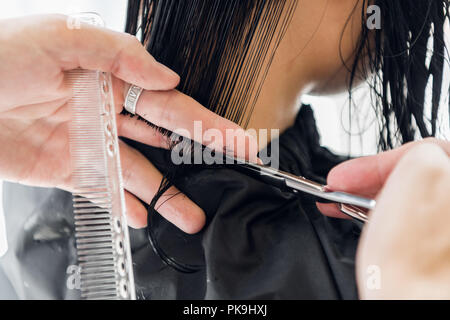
[
  {"left": 318, "top": 139, "right": 450, "bottom": 218},
  {"left": 48, "top": 15, "right": 179, "bottom": 90},
  {"left": 373, "top": 142, "right": 450, "bottom": 223},
  {"left": 327, "top": 138, "right": 450, "bottom": 196},
  {"left": 356, "top": 143, "right": 450, "bottom": 299},
  {"left": 124, "top": 190, "right": 148, "bottom": 229},
  {"left": 119, "top": 140, "right": 206, "bottom": 234},
  {"left": 117, "top": 114, "right": 171, "bottom": 149},
  {"left": 133, "top": 89, "right": 260, "bottom": 162}
]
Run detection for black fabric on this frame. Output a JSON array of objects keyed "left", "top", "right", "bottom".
[{"left": 0, "top": 104, "right": 361, "bottom": 299}]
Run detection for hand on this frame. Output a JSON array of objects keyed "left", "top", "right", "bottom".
[
  {"left": 317, "top": 138, "right": 450, "bottom": 218},
  {"left": 318, "top": 138, "right": 450, "bottom": 299},
  {"left": 0, "top": 15, "right": 258, "bottom": 233}
]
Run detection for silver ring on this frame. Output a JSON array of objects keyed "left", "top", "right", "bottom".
[{"left": 123, "top": 85, "right": 144, "bottom": 115}]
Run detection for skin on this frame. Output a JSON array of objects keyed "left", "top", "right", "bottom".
[
  {"left": 327, "top": 139, "right": 450, "bottom": 299},
  {"left": 249, "top": 1, "right": 450, "bottom": 297},
  {"left": 0, "top": 2, "right": 449, "bottom": 298},
  {"left": 248, "top": 0, "right": 364, "bottom": 140},
  {"left": 0, "top": 14, "right": 259, "bottom": 234},
  {"left": 0, "top": 0, "right": 363, "bottom": 233}
]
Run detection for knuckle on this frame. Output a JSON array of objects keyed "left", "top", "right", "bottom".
[
  {"left": 110, "top": 35, "right": 146, "bottom": 80},
  {"left": 110, "top": 35, "right": 140, "bottom": 75}
]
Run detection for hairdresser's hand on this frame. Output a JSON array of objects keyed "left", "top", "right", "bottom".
[
  {"left": 316, "top": 138, "right": 450, "bottom": 218},
  {"left": 318, "top": 139, "right": 450, "bottom": 299},
  {"left": 358, "top": 142, "right": 450, "bottom": 299},
  {"left": 0, "top": 15, "right": 258, "bottom": 233}
]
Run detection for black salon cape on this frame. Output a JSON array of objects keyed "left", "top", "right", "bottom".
[{"left": 0, "top": 105, "right": 361, "bottom": 299}]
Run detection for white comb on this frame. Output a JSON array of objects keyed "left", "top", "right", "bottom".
[{"left": 66, "top": 13, "right": 135, "bottom": 300}]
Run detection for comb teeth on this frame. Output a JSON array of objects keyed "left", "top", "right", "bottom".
[{"left": 67, "top": 69, "right": 135, "bottom": 300}]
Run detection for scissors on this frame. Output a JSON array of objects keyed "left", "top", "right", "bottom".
[{"left": 233, "top": 160, "right": 375, "bottom": 223}]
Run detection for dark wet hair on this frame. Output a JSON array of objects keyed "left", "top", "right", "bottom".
[
  {"left": 126, "top": 0, "right": 449, "bottom": 150},
  {"left": 124, "top": 0, "right": 299, "bottom": 272},
  {"left": 125, "top": 0, "right": 297, "bottom": 128},
  {"left": 124, "top": 0, "right": 450, "bottom": 272},
  {"left": 349, "top": 0, "right": 449, "bottom": 149}
]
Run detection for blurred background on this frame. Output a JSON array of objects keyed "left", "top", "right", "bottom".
[{"left": 0, "top": 1, "right": 448, "bottom": 293}]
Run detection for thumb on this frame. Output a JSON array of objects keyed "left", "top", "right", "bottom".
[
  {"left": 317, "top": 138, "right": 450, "bottom": 218},
  {"left": 328, "top": 138, "right": 450, "bottom": 196},
  {"left": 317, "top": 149, "right": 398, "bottom": 218}
]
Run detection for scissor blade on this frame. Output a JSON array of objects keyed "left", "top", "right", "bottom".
[{"left": 236, "top": 161, "right": 376, "bottom": 210}]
